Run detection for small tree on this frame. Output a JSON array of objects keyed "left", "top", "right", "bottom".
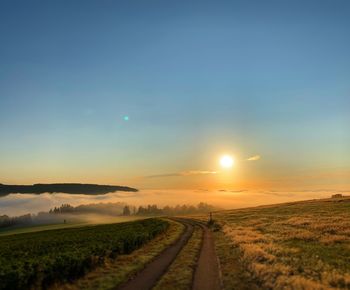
[
  {"left": 122, "top": 205, "right": 131, "bottom": 216},
  {"left": 137, "top": 206, "right": 145, "bottom": 215}
]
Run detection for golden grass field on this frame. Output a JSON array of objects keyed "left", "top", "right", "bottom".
[{"left": 213, "top": 197, "right": 350, "bottom": 290}]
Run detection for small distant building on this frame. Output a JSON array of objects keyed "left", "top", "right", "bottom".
[{"left": 332, "top": 194, "right": 343, "bottom": 198}]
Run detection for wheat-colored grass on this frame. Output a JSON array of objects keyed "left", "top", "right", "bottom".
[{"left": 214, "top": 197, "right": 350, "bottom": 289}]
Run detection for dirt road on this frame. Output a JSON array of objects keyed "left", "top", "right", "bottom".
[
  {"left": 118, "top": 219, "right": 194, "bottom": 290},
  {"left": 192, "top": 222, "right": 222, "bottom": 290},
  {"left": 117, "top": 218, "right": 221, "bottom": 290}
]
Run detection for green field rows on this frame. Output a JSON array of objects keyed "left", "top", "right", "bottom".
[{"left": 0, "top": 218, "right": 168, "bottom": 290}]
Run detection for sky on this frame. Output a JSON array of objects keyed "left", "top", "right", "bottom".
[{"left": 0, "top": 0, "right": 349, "bottom": 198}]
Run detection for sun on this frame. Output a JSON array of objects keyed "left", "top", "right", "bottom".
[{"left": 220, "top": 155, "right": 234, "bottom": 168}]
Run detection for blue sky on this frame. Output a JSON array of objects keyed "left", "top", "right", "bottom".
[{"left": 0, "top": 0, "right": 349, "bottom": 190}]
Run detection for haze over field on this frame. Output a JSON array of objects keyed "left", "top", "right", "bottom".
[{"left": 2, "top": 189, "right": 350, "bottom": 217}]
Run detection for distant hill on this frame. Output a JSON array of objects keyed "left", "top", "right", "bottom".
[{"left": 0, "top": 183, "right": 138, "bottom": 197}]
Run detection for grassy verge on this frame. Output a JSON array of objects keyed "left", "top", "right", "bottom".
[
  {"left": 55, "top": 219, "right": 184, "bottom": 290},
  {"left": 153, "top": 224, "right": 202, "bottom": 290},
  {"left": 214, "top": 228, "right": 260, "bottom": 290}
]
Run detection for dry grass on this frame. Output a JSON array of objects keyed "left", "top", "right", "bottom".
[
  {"left": 214, "top": 197, "right": 350, "bottom": 289},
  {"left": 213, "top": 229, "right": 260, "bottom": 290},
  {"left": 153, "top": 224, "right": 202, "bottom": 290}
]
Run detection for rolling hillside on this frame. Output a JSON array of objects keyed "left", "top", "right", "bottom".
[{"left": 213, "top": 197, "right": 350, "bottom": 289}]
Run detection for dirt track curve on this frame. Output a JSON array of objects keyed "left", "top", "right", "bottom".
[
  {"left": 118, "top": 219, "right": 194, "bottom": 290},
  {"left": 117, "top": 218, "right": 221, "bottom": 290}
]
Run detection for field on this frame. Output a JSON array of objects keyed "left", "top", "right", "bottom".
[
  {"left": 0, "top": 218, "right": 168, "bottom": 290},
  {"left": 59, "top": 219, "right": 184, "bottom": 290},
  {"left": 3, "top": 198, "right": 348, "bottom": 290},
  {"left": 0, "top": 216, "right": 146, "bottom": 237},
  {"left": 213, "top": 197, "right": 350, "bottom": 289}
]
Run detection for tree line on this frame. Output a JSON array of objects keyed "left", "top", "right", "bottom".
[
  {"left": 0, "top": 214, "right": 32, "bottom": 228},
  {"left": 50, "top": 202, "right": 217, "bottom": 216},
  {"left": 0, "top": 202, "right": 217, "bottom": 229},
  {"left": 124, "top": 202, "right": 216, "bottom": 216}
]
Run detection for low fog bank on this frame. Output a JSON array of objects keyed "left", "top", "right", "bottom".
[
  {"left": 0, "top": 201, "right": 216, "bottom": 230},
  {"left": 1, "top": 188, "right": 349, "bottom": 217},
  {"left": 0, "top": 202, "right": 130, "bottom": 228},
  {"left": 0, "top": 212, "right": 143, "bottom": 232}
]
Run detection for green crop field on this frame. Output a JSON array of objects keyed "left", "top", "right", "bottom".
[
  {"left": 213, "top": 197, "right": 350, "bottom": 290},
  {"left": 0, "top": 218, "right": 168, "bottom": 290},
  {"left": 0, "top": 216, "right": 146, "bottom": 237}
]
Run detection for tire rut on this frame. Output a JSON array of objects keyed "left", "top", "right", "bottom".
[
  {"left": 191, "top": 220, "right": 222, "bottom": 290},
  {"left": 117, "top": 219, "right": 194, "bottom": 290}
]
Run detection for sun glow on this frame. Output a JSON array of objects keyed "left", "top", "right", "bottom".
[{"left": 220, "top": 155, "right": 234, "bottom": 169}]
